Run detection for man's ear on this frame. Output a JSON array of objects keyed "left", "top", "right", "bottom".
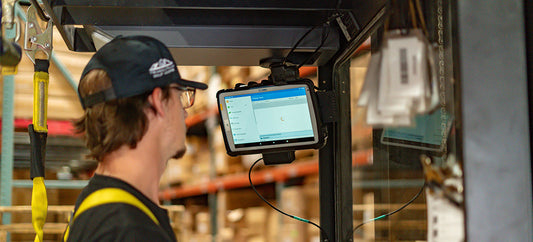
[{"left": 147, "top": 87, "right": 166, "bottom": 117}]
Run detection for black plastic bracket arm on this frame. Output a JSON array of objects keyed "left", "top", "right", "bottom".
[{"left": 316, "top": 91, "right": 338, "bottom": 123}]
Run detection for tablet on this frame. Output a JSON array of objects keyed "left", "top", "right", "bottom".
[{"left": 217, "top": 83, "right": 321, "bottom": 156}]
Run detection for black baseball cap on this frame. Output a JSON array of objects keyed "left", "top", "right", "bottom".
[{"left": 78, "top": 35, "right": 208, "bottom": 109}]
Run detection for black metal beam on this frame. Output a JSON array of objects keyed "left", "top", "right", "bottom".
[
  {"left": 452, "top": 0, "right": 533, "bottom": 241},
  {"left": 525, "top": 0, "right": 533, "bottom": 207},
  {"left": 318, "top": 63, "right": 336, "bottom": 242},
  {"left": 42, "top": 0, "right": 388, "bottom": 66},
  {"left": 333, "top": 60, "right": 354, "bottom": 241},
  {"left": 318, "top": 3, "right": 386, "bottom": 241}
]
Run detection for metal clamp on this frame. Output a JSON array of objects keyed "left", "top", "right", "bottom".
[
  {"left": 24, "top": 5, "right": 52, "bottom": 64},
  {"left": 420, "top": 155, "right": 464, "bottom": 205},
  {"left": 1, "top": 0, "right": 18, "bottom": 29}
]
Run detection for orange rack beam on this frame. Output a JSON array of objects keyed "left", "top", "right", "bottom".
[
  {"left": 185, "top": 105, "right": 219, "bottom": 127},
  {"left": 5, "top": 105, "right": 220, "bottom": 137},
  {"left": 159, "top": 149, "right": 372, "bottom": 200}
]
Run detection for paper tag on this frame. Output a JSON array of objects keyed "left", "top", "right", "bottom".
[
  {"left": 426, "top": 189, "right": 465, "bottom": 242},
  {"left": 360, "top": 29, "right": 439, "bottom": 126},
  {"left": 386, "top": 33, "right": 426, "bottom": 99},
  {"left": 358, "top": 52, "right": 382, "bottom": 106}
]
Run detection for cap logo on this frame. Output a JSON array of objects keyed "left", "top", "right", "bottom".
[{"left": 149, "top": 58, "right": 176, "bottom": 78}]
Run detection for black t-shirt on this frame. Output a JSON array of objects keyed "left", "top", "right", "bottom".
[{"left": 66, "top": 174, "right": 177, "bottom": 242}]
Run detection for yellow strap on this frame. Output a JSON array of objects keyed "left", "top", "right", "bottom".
[
  {"left": 32, "top": 71, "right": 49, "bottom": 132},
  {"left": 32, "top": 177, "right": 47, "bottom": 242},
  {"left": 2, "top": 65, "right": 18, "bottom": 75},
  {"left": 63, "top": 188, "right": 159, "bottom": 241}
]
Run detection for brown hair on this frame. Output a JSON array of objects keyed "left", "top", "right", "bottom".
[{"left": 74, "top": 69, "right": 171, "bottom": 161}]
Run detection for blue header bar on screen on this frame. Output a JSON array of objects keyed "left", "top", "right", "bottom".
[{"left": 225, "top": 87, "right": 306, "bottom": 101}]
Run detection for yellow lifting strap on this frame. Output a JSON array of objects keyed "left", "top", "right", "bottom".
[
  {"left": 25, "top": 3, "right": 54, "bottom": 241},
  {"left": 31, "top": 177, "right": 47, "bottom": 242},
  {"left": 63, "top": 188, "right": 160, "bottom": 241},
  {"left": 32, "top": 71, "right": 49, "bottom": 132},
  {"left": 29, "top": 67, "right": 49, "bottom": 242}
]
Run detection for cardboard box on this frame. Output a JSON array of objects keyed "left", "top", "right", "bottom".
[
  {"left": 279, "top": 186, "right": 307, "bottom": 242},
  {"left": 160, "top": 158, "right": 192, "bottom": 187},
  {"left": 303, "top": 182, "right": 320, "bottom": 219},
  {"left": 188, "top": 233, "right": 212, "bottom": 242},
  {"left": 244, "top": 206, "right": 268, "bottom": 239},
  {"left": 195, "top": 212, "right": 211, "bottom": 234},
  {"left": 279, "top": 223, "right": 306, "bottom": 242},
  {"left": 281, "top": 186, "right": 306, "bottom": 220}
]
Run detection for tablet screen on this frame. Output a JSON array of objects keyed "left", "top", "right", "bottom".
[{"left": 218, "top": 84, "right": 320, "bottom": 155}]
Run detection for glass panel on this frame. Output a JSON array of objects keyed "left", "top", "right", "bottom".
[{"left": 350, "top": 1, "right": 457, "bottom": 240}]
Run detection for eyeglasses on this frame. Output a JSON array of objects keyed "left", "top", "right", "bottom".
[{"left": 170, "top": 85, "right": 196, "bottom": 109}]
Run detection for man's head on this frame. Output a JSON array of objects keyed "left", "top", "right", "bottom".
[{"left": 75, "top": 35, "right": 207, "bottom": 162}]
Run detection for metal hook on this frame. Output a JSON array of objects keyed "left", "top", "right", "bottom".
[
  {"left": 24, "top": 5, "right": 52, "bottom": 64},
  {"left": 14, "top": 16, "right": 21, "bottom": 42}
]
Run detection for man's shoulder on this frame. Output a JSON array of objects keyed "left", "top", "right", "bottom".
[
  {"left": 76, "top": 202, "right": 156, "bottom": 226},
  {"left": 67, "top": 203, "right": 169, "bottom": 241},
  {"left": 67, "top": 176, "right": 176, "bottom": 241}
]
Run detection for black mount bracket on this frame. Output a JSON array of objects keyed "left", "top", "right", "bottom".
[
  {"left": 262, "top": 151, "right": 295, "bottom": 165},
  {"left": 316, "top": 91, "right": 338, "bottom": 123},
  {"left": 228, "top": 56, "right": 338, "bottom": 165},
  {"left": 260, "top": 57, "right": 300, "bottom": 85}
]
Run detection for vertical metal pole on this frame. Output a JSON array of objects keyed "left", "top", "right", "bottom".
[
  {"left": 51, "top": 52, "right": 77, "bottom": 90},
  {"left": 1, "top": 20, "right": 18, "bottom": 241},
  {"left": 453, "top": 0, "right": 533, "bottom": 241},
  {"left": 1, "top": 74, "right": 15, "bottom": 236},
  {"left": 207, "top": 193, "right": 217, "bottom": 242},
  {"left": 206, "top": 67, "right": 218, "bottom": 242},
  {"left": 207, "top": 123, "right": 217, "bottom": 242},
  {"left": 275, "top": 181, "right": 284, "bottom": 242},
  {"left": 317, "top": 54, "right": 355, "bottom": 242},
  {"left": 318, "top": 64, "right": 336, "bottom": 242},
  {"left": 317, "top": 7, "right": 386, "bottom": 240},
  {"left": 333, "top": 61, "right": 353, "bottom": 241}
]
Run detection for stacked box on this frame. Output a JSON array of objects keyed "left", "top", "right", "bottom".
[
  {"left": 195, "top": 211, "right": 211, "bottom": 235},
  {"left": 185, "top": 136, "right": 211, "bottom": 185},
  {"left": 160, "top": 157, "right": 193, "bottom": 187},
  {"left": 188, "top": 234, "right": 212, "bottom": 242},
  {"left": 213, "top": 126, "right": 244, "bottom": 175},
  {"left": 280, "top": 186, "right": 307, "bottom": 242},
  {"left": 244, "top": 207, "right": 268, "bottom": 240}
]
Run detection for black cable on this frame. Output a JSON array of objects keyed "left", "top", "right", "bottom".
[
  {"left": 248, "top": 158, "right": 331, "bottom": 242},
  {"left": 351, "top": 182, "right": 427, "bottom": 238},
  {"left": 297, "top": 23, "right": 331, "bottom": 69},
  {"left": 283, "top": 0, "right": 343, "bottom": 67},
  {"left": 283, "top": 25, "right": 320, "bottom": 65},
  {"left": 336, "top": 0, "right": 343, "bottom": 12}
]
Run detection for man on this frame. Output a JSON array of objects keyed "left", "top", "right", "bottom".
[{"left": 66, "top": 35, "right": 207, "bottom": 241}]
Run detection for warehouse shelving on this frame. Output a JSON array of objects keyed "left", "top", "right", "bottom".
[{"left": 159, "top": 149, "right": 372, "bottom": 200}]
